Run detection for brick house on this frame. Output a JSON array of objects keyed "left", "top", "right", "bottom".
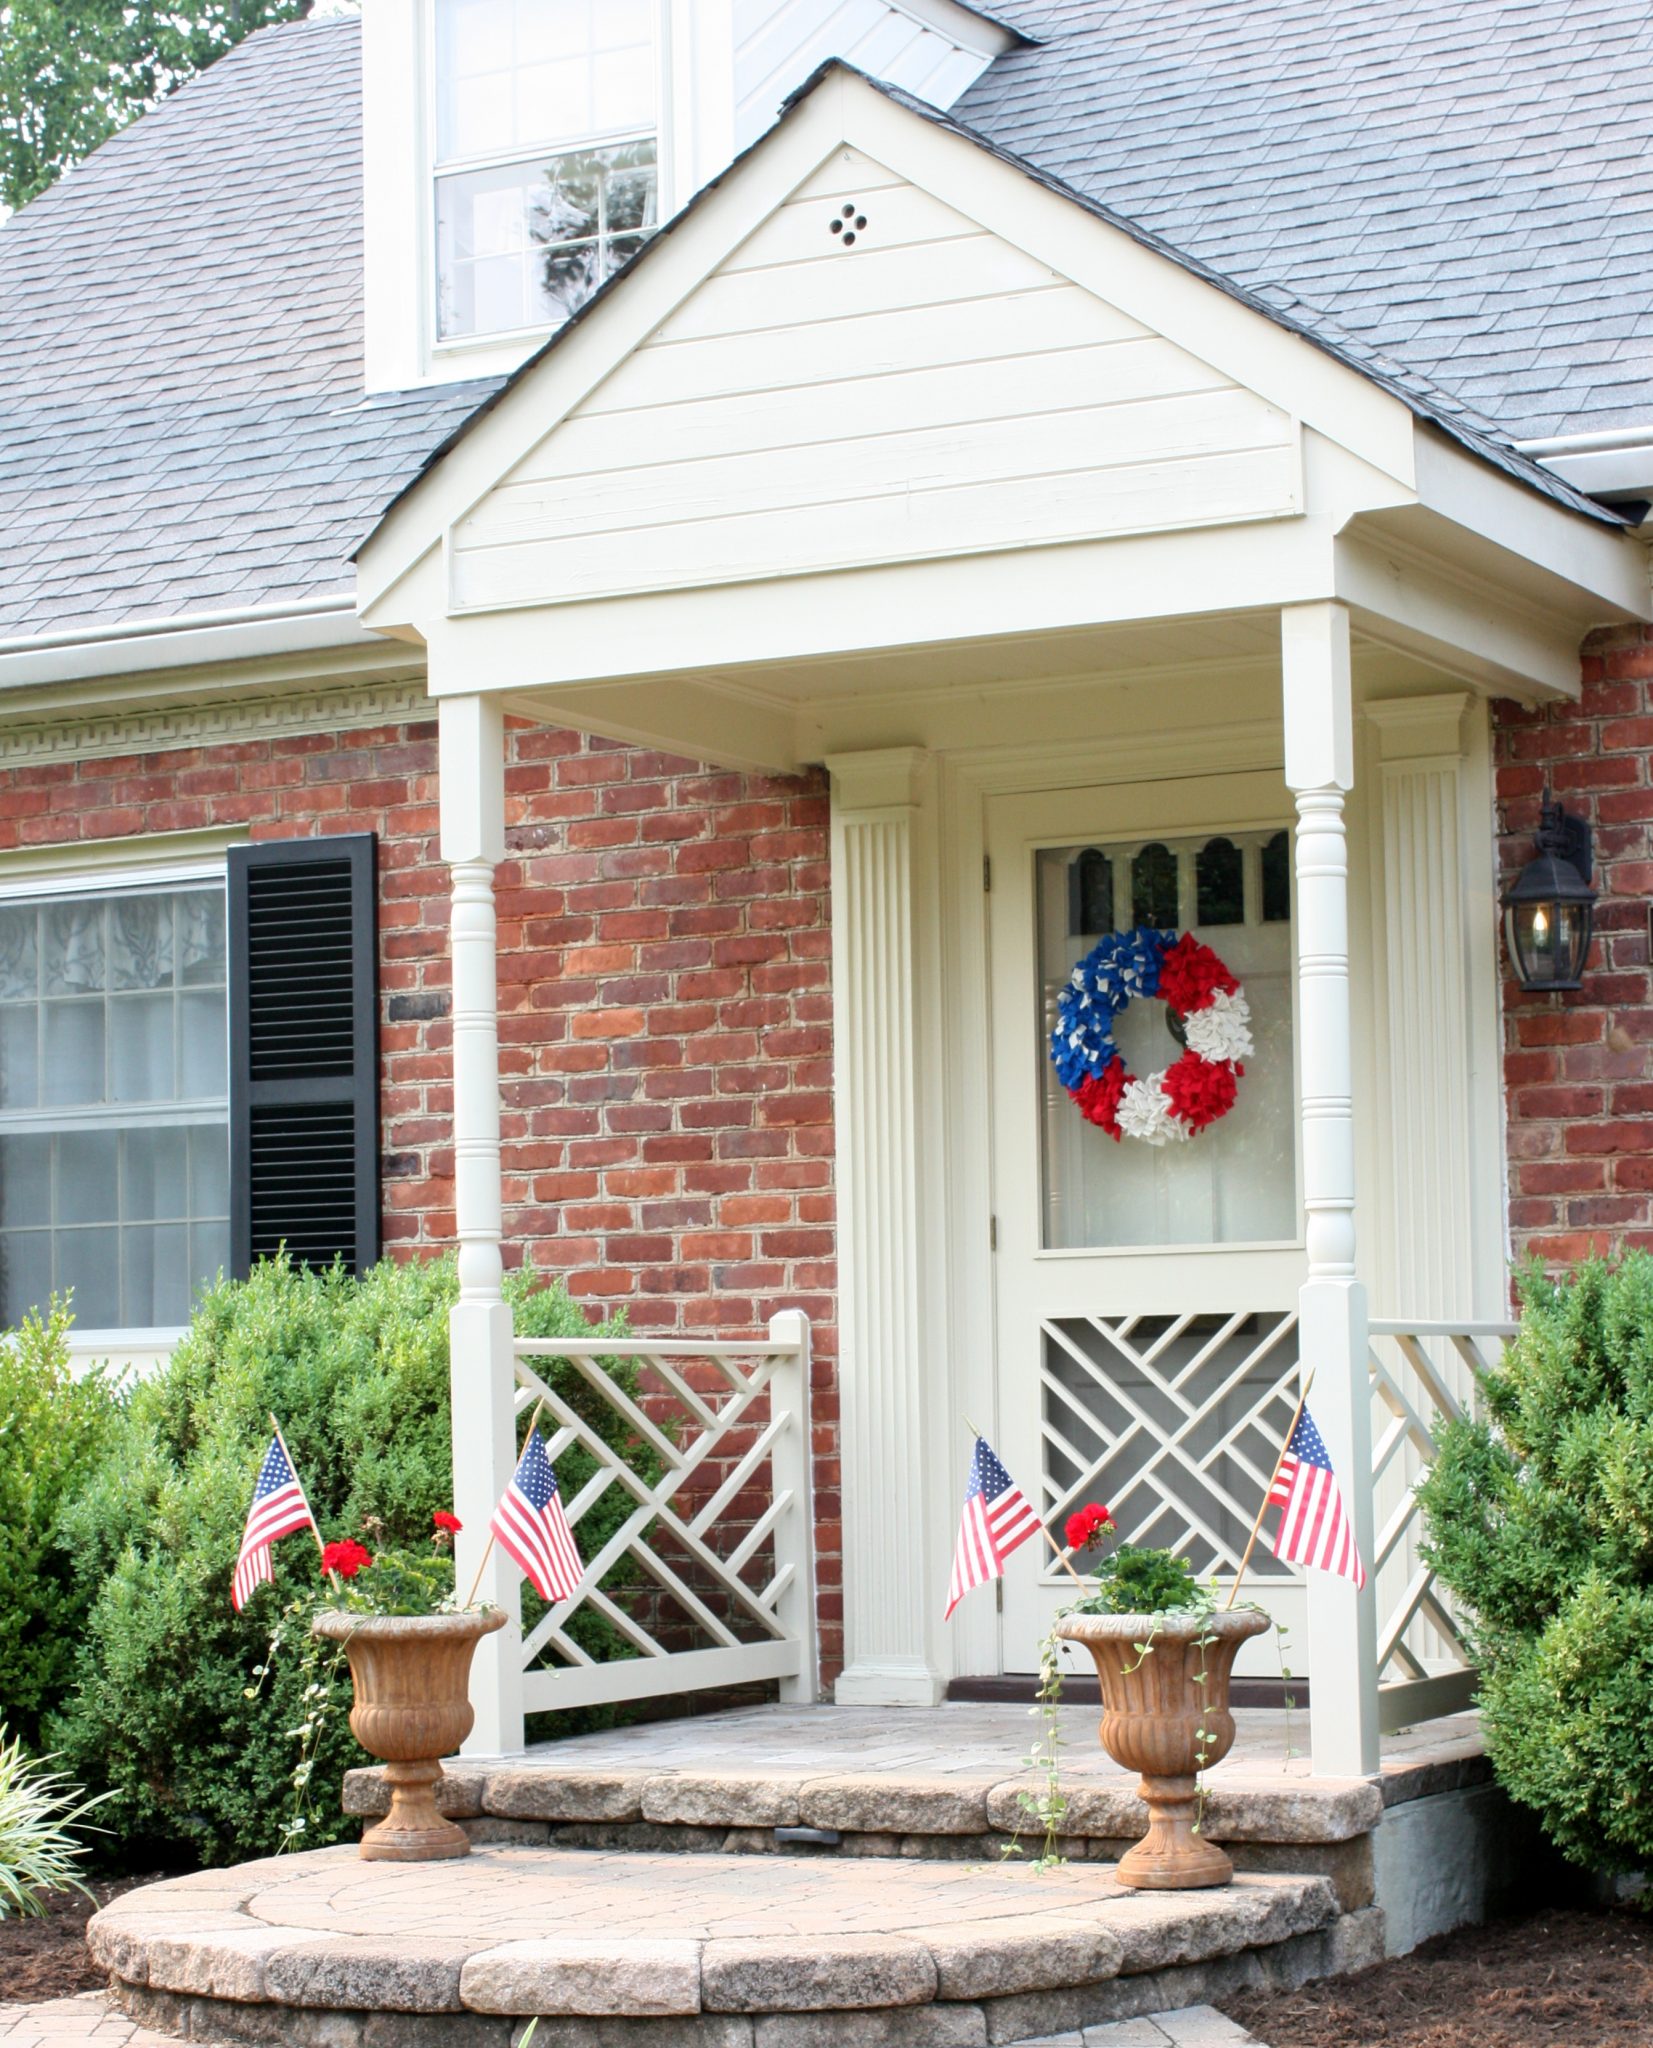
[{"left": 3, "top": 1, "right": 1651, "bottom": 1768}]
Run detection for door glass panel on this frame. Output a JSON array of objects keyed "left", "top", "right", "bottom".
[{"left": 1038, "top": 827, "right": 1296, "bottom": 1249}]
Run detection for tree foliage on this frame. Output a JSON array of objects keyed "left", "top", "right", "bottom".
[
  {"left": 1417, "top": 1254, "right": 1653, "bottom": 1873},
  {"left": 0, "top": 1, "right": 338, "bottom": 213},
  {"left": 45, "top": 1253, "right": 650, "bottom": 1868}
]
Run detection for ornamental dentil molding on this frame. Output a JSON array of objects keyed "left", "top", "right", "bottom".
[{"left": 0, "top": 678, "right": 432, "bottom": 767}]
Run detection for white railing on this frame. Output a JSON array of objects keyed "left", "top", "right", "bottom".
[
  {"left": 1367, "top": 1317, "right": 1515, "bottom": 1733},
  {"left": 508, "top": 1309, "right": 817, "bottom": 1716}
]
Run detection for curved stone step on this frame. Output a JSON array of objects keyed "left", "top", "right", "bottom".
[{"left": 89, "top": 1847, "right": 1379, "bottom": 2046}]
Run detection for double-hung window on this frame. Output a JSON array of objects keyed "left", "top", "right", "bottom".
[
  {"left": 0, "top": 881, "right": 230, "bottom": 1333},
  {"left": 434, "top": 0, "right": 660, "bottom": 344}
]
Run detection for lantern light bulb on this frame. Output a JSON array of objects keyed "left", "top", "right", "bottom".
[{"left": 1533, "top": 904, "right": 1550, "bottom": 942}]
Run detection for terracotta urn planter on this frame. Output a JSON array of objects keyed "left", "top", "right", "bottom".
[
  {"left": 313, "top": 1608, "right": 506, "bottom": 1862},
  {"left": 1054, "top": 1606, "right": 1271, "bottom": 1890}
]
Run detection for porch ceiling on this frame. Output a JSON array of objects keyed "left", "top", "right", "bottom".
[{"left": 485, "top": 608, "right": 1484, "bottom": 775}]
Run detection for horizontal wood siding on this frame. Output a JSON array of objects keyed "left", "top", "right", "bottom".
[
  {"left": 450, "top": 151, "right": 1302, "bottom": 612},
  {"left": 732, "top": 1, "right": 991, "bottom": 148}
]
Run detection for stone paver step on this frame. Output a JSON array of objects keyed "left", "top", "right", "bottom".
[{"left": 87, "top": 1844, "right": 1378, "bottom": 2045}]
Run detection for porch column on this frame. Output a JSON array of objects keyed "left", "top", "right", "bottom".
[
  {"left": 1281, "top": 603, "right": 1381, "bottom": 1777},
  {"left": 826, "top": 747, "right": 946, "bottom": 1706},
  {"left": 439, "top": 692, "right": 523, "bottom": 1755}
]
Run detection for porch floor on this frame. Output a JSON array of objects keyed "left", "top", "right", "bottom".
[{"left": 344, "top": 1702, "right": 1489, "bottom": 1851}]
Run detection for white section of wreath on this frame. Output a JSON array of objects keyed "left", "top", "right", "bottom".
[
  {"left": 1182, "top": 987, "right": 1254, "bottom": 1066},
  {"left": 1115, "top": 1074, "right": 1191, "bottom": 1146}
]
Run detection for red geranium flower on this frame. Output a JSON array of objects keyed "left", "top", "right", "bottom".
[
  {"left": 1072, "top": 1057, "right": 1129, "bottom": 1140},
  {"left": 1064, "top": 1502, "right": 1115, "bottom": 1550},
  {"left": 432, "top": 1511, "right": 462, "bottom": 1533},
  {"left": 1157, "top": 932, "right": 1239, "bottom": 1017},
  {"left": 320, "top": 1539, "right": 372, "bottom": 1580},
  {"left": 1161, "top": 1049, "right": 1240, "bottom": 1133}
]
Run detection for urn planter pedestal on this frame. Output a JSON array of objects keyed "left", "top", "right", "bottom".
[
  {"left": 313, "top": 1609, "right": 506, "bottom": 1862},
  {"left": 1054, "top": 1607, "right": 1272, "bottom": 1890}
]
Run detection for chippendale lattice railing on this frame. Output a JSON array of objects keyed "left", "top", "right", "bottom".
[
  {"left": 510, "top": 1311, "right": 817, "bottom": 1714},
  {"left": 1369, "top": 1318, "right": 1516, "bottom": 1732}
]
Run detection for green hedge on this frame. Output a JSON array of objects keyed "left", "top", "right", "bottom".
[
  {"left": 44, "top": 1253, "right": 645, "bottom": 1868},
  {"left": 0, "top": 1302, "right": 121, "bottom": 1751},
  {"left": 1417, "top": 1253, "right": 1653, "bottom": 1874}
]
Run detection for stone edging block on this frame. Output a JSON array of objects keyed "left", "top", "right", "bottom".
[
  {"left": 462, "top": 1938, "right": 703, "bottom": 2016},
  {"left": 701, "top": 1934, "right": 939, "bottom": 2012}
]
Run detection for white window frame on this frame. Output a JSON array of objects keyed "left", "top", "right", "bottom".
[
  {"left": 424, "top": 0, "right": 673, "bottom": 366},
  {"left": 0, "top": 848, "right": 233, "bottom": 1376}
]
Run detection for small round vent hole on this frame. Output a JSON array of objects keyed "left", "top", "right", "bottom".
[{"left": 828, "top": 205, "right": 868, "bottom": 245}]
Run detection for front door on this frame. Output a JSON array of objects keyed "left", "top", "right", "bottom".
[{"left": 987, "top": 773, "right": 1308, "bottom": 1675}]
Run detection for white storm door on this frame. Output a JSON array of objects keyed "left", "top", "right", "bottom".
[{"left": 987, "top": 775, "right": 1310, "bottom": 1676}]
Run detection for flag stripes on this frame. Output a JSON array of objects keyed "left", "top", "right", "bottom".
[
  {"left": 490, "top": 1427, "right": 584, "bottom": 1603},
  {"left": 1268, "top": 1403, "right": 1366, "bottom": 1590},
  {"left": 232, "top": 1434, "right": 316, "bottom": 1611},
  {"left": 945, "top": 1435, "right": 1040, "bottom": 1618}
]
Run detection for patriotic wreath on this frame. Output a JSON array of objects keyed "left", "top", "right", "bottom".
[{"left": 1050, "top": 927, "right": 1253, "bottom": 1146}]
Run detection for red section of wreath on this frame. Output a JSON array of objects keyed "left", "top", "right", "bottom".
[
  {"left": 1072, "top": 1056, "right": 1128, "bottom": 1140},
  {"left": 1157, "top": 932, "right": 1239, "bottom": 1016},
  {"left": 1161, "top": 1049, "right": 1241, "bottom": 1132}
]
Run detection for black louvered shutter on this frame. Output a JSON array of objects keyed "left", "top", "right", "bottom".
[{"left": 228, "top": 835, "right": 380, "bottom": 1278}]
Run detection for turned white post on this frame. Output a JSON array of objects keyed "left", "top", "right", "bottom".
[
  {"left": 1281, "top": 602, "right": 1381, "bottom": 1778},
  {"left": 826, "top": 747, "right": 946, "bottom": 1706},
  {"left": 439, "top": 692, "right": 523, "bottom": 1755}
]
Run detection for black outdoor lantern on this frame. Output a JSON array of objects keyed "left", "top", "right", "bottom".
[{"left": 1501, "top": 793, "right": 1597, "bottom": 992}]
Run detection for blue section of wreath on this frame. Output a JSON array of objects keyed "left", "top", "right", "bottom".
[{"left": 1050, "top": 926, "right": 1173, "bottom": 1090}]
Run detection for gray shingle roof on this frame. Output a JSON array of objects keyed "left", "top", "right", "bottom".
[
  {"left": 2, "top": 3, "right": 1647, "bottom": 644},
  {"left": 0, "top": 17, "right": 497, "bottom": 639},
  {"left": 957, "top": 0, "right": 1653, "bottom": 445}
]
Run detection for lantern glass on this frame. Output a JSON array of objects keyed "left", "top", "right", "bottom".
[{"left": 1503, "top": 893, "right": 1593, "bottom": 991}]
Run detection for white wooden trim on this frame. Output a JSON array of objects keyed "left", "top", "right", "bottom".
[{"left": 0, "top": 830, "right": 240, "bottom": 894}]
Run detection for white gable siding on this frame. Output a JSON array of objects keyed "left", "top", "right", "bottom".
[
  {"left": 734, "top": 1, "right": 996, "bottom": 147},
  {"left": 448, "top": 150, "right": 1302, "bottom": 614}
]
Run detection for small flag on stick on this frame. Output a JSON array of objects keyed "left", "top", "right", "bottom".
[
  {"left": 1268, "top": 1405, "right": 1367, "bottom": 1588},
  {"left": 945, "top": 1434, "right": 1041, "bottom": 1618},
  {"left": 232, "top": 1432, "right": 318, "bottom": 1611},
  {"left": 489, "top": 1428, "right": 584, "bottom": 1603}
]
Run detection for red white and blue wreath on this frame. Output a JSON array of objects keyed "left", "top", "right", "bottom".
[{"left": 1050, "top": 927, "right": 1253, "bottom": 1145}]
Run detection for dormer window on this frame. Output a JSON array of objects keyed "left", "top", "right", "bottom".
[{"left": 433, "top": 0, "right": 659, "bottom": 344}]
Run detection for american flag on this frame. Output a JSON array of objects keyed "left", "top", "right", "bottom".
[
  {"left": 945, "top": 1435, "right": 1041, "bottom": 1618},
  {"left": 1268, "top": 1404, "right": 1366, "bottom": 1588},
  {"left": 232, "top": 1433, "right": 317, "bottom": 1611},
  {"left": 489, "top": 1428, "right": 583, "bottom": 1603}
]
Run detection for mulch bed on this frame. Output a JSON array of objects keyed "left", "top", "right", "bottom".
[
  {"left": 0, "top": 1876, "right": 170, "bottom": 2003},
  {"left": 1222, "top": 1906, "right": 1653, "bottom": 2048}
]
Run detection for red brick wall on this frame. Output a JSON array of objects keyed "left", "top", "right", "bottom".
[
  {"left": 0, "top": 715, "right": 843, "bottom": 1684},
  {"left": 1493, "top": 624, "right": 1653, "bottom": 1268}
]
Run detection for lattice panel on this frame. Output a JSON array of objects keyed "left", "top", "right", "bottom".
[
  {"left": 1040, "top": 1309, "right": 1303, "bottom": 1581},
  {"left": 509, "top": 1336, "right": 808, "bottom": 1701},
  {"left": 1368, "top": 1322, "right": 1512, "bottom": 1684}
]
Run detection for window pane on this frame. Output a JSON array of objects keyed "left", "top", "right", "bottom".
[
  {"left": 0, "top": 1135, "right": 50, "bottom": 1226},
  {"left": 58, "top": 1225, "right": 119, "bottom": 1327},
  {"left": 180, "top": 990, "right": 227, "bottom": 1086},
  {"left": 110, "top": 896, "right": 173, "bottom": 989},
  {"left": 178, "top": 892, "right": 226, "bottom": 987},
  {"left": 125, "top": 1126, "right": 189, "bottom": 1222},
  {"left": 191, "top": 1219, "right": 230, "bottom": 1297},
  {"left": 0, "top": 1006, "right": 37, "bottom": 1109},
  {"left": 436, "top": 0, "right": 655, "bottom": 163},
  {"left": 1040, "top": 828, "right": 1297, "bottom": 1249},
  {"left": 1131, "top": 844, "right": 1179, "bottom": 929},
  {"left": 0, "top": 1229, "right": 52, "bottom": 1327},
  {"left": 191, "top": 1124, "right": 230, "bottom": 1218},
  {"left": 42, "top": 1002, "right": 104, "bottom": 1106},
  {"left": 1195, "top": 838, "right": 1244, "bottom": 927},
  {"left": 0, "top": 906, "right": 37, "bottom": 1000},
  {"left": 110, "top": 993, "right": 174, "bottom": 1103},
  {"left": 58, "top": 1131, "right": 119, "bottom": 1224},
  {"left": 122, "top": 1223, "right": 190, "bottom": 1328},
  {"left": 44, "top": 903, "right": 104, "bottom": 995},
  {"left": 437, "top": 142, "right": 657, "bottom": 339}
]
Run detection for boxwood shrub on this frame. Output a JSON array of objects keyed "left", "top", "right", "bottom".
[
  {"left": 1417, "top": 1253, "right": 1653, "bottom": 1874},
  {"left": 46, "top": 1253, "right": 648, "bottom": 1867}
]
